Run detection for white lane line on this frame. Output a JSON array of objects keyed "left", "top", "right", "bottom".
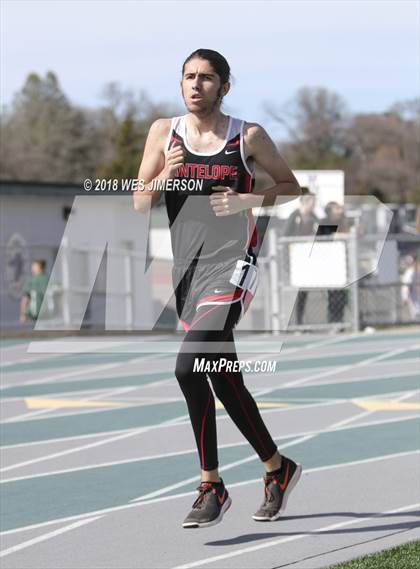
[
  {"left": 0, "top": 516, "right": 103, "bottom": 559},
  {"left": 3, "top": 335, "right": 413, "bottom": 389},
  {"left": 26, "top": 341, "right": 140, "bottom": 355},
  {"left": 1, "top": 451, "right": 418, "bottom": 541},
  {"left": 0, "top": 348, "right": 174, "bottom": 371},
  {"left": 0, "top": 328, "right": 415, "bottom": 364},
  {"left": 0, "top": 341, "right": 416, "bottom": 473},
  {"left": 1, "top": 353, "right": 65, "bottom": 368},
  {"left": 2, "top": 333, "right": 318, "bottom": 385},
  {"left": 252, "top": 344, "right": 410, "bottom": 366},
  {"left": 0, "top": 342, "right": 30, "bottom": 355},
  {"left": 1, "top": 388, "right": 182, "bottom": 424},
  {"left": 1, "top": 361, "right": 134, "bottom": 387},
  {"left": 0, "top": 395, "right": 375, "bottom": 467},
  {"left": 129, "top": 389, "right": 418, "bottom": 503},
  {"left": 131, "top": 435, "right": 314, "bottom": 503},
  {"left": 3, "top": 338, "right": 416, "bottom": 406},
  {"left": 1, "top": 367, "right": 418, "bottom": 407},
  {"left": 256, "top": 344, "right": 420, "bottom": 395},
  {"left": 1, "top": 386, "right": 140, "bottom": 423},
  {"left": 0, "top": 398, "right": 343, "bottom": 451},
  {"left": 22, "top": 335, "right": 178, "bottom": 355},
  {"left": 0, "top": 378, "right": 176, "bottom": 404},
  {"left": 0, "top": 384, "right": 416, "bottom": 454},
  {"left": 0, "top": 412, "right": 190, "bottom": 473},
  {"left": 172, "top": 502, "right": 420, "bottom": 569},
  {"left": 314, "top": 390, "right": 419, "bottom": 433},
  {"left": 0, "top": 330, "right": 350, "bottom": 384},
  {"left": 279, "top": 331, "right": 364, "bottom": 355},
  {"left": 0, "top": 371, "right": 174, "bottom": 392},
  {"left": 2, "top": 337, "right": 416, "bottom": 402},
  {"left": 0, "top": 388, "right": 275, "bottom": 474},
  {"left": 25, "top": 332, "right": 362, "bottom": 358},
  {"left": 0, "top": 335, "right": 178, "bottom": 360},
  {"left": 2, "top": 412, "right": 419, "bottom": 484},
  {"left": 255, "top": 369, "right": 420, "bottom": 390},
  {"left": 269, "top": 342, "right": 418, "bottom": 365},
  {"left": 2, "top": 361, "right": 418, "bottom": 422},
  {"left": 0, "top": 364, "right": 174, "bottom": 391},
  {"left": 1, "top": 391, "right": 184, "bottom": 423},
  {"left": 1, "top": 351, "right": 170, "bottom": 388}
]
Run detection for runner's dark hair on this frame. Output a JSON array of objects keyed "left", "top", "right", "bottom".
[{"left": 182, "top": 49, "right": 231, "bottom": 84}]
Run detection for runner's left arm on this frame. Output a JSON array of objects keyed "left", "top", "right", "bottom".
[
  {"left": 243, "top": 122, "right": 301, "bottom": 207},
  {"left": 210, "top": 123, "right": 301, "bottom": 216}
]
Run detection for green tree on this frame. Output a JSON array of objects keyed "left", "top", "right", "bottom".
[
  {"left": 0, "top": 74, "right": 180, "bottom": 185},
  {"left": 96, "top": 82, "right": 180, "bottom": 181},
  {"left": 98, "top": 109, "right": 140, "bottom": 180},
  {"left": 1, "top": 72, "right": 97, "bottom": 182}
]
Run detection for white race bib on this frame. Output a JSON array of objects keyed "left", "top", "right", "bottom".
[{"left": 229, "top": 260, "right": 259, "bottom": 295}]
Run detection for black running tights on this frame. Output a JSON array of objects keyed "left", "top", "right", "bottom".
[{"left": 175, "top": 301, "right": 278, "bottom": 470}]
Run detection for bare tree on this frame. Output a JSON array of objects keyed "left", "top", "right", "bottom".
[
  {"left": 348, "top": 99, "right": 419, "bottom": 203},
  {"left": 265, "top": 86, "right": 350, "bottom": 169}
]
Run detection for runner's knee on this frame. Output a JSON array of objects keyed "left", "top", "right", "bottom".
[
  {"left": 175, "top": 352, "right": 197, "bottom": 386},
  {"left": 209, "top": 370, "right": 244, "bottom": 400}
]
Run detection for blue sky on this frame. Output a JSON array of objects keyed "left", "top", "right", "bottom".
[{"left": 1, "top": 0, "right": 419, "bottom": 139}]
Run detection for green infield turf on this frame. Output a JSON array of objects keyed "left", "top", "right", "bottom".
[{"left": 329, "top": 539, "right": 420, "bottom": 568}]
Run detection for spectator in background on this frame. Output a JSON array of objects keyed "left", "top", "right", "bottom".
[
  {"left": 401, "top": 254, "right": 420, "bottom": 321},
  {"left": 20, "top": 260, "right": 48, "bottom": 324},
  {"left": 318, "top": 201, "right": 350, "bottom": 237},
  {"left": 318, "top": 202, "right": 350, "bottom": 324},
  {"left": 283, "top": 188, "right": 318, "bottom": 237},
  {"left": 283, "top": 188, "right": 318, "bottom": 325}
]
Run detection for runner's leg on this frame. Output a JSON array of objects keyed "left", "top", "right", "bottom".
[
  {"left": 207, "top": 328, "right": 278, "bottom": 464},
  {"left": 175, "top": 300, "right": 278, "bottom": 475}
]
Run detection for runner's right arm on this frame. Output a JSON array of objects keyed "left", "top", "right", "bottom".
[{"left": 133, "top": 119, "right": 184, "bottom": 212}]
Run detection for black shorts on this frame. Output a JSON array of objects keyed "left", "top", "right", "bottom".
[{"left": 172, "top": 251, "right": 258, "bottom": 330}]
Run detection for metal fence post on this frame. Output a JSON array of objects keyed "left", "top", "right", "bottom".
[
  {"left": 124, "top": 251, "right": 134, "bottom": 330},
  {"left": 262, "top": 258, "right": 271, "bottom": 331},
  {"left": 350, "top": 227, "right": 360, "bottom": 332},
  {"left": 61, "top": 236, "right": 71, "bottom": 327},
  {"left": 268, "top": 228, "right": 280, "bottom": 335}
]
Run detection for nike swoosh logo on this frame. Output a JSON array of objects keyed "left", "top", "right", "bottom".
[
  {"left": 214, "top": 289, "right": 223, "bottom": 293},
  {"left": 218, "top": 490, "right": 226, "bottom": 505},
  {"left": 225, "top": 150, "right": 237, "bottom": 155},
  {"left": 279, "top": 464, "right": 290, "bottom": 490}
]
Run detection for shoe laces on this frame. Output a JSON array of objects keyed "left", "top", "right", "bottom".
[
  {"left": 263, "top": 474, "right": 277, "bottom": 503},
  {"left": 192, "top": 482, "right": 216, "bottom": 509}
]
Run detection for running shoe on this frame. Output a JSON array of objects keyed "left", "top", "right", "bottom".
[
  {"left": 253, "top": 456, "right": 302, "bottom": 521},
  {"left": 182, "top": 479, "right": 232, "bottom": 528}
]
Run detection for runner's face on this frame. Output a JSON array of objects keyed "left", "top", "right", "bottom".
[{"left": 181, "top": 58, "right": 228, "bottom": 114}]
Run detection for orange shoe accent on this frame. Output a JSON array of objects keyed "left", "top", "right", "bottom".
[
  {"left": 279, "top": 464, "right": 290, "bottom": 490},
  {"left": 218, "top": 490, "right": 226, "bottom": 505}
]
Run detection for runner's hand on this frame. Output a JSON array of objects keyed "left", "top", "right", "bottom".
[
  {"left": 164, "top": 144, "right": 184, "bottom": 177},
  {"left": 210, "top": 186, "right": 244, "bottom": 216}
]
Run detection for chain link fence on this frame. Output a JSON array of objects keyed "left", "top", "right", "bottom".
[
  {"left": 263, "top": 231, "right": 420, "bottom": 332},
  {"left": 358, "top": 234, "right": 420, "bottom": 328},
  {"left": 1, "top": 232, "right": 419, "bottom": 332}
]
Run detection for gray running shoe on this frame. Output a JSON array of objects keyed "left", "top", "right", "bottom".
[
  {"left": 253, "top": 456, "right": 302, "bottom": 521},
  {"left": 182, "top": 479, "right": 232, "bottom": 528}
]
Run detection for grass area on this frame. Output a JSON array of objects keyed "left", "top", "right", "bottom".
[{"left": 329, "top": 540, "right": 420, "bottom": 568}]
